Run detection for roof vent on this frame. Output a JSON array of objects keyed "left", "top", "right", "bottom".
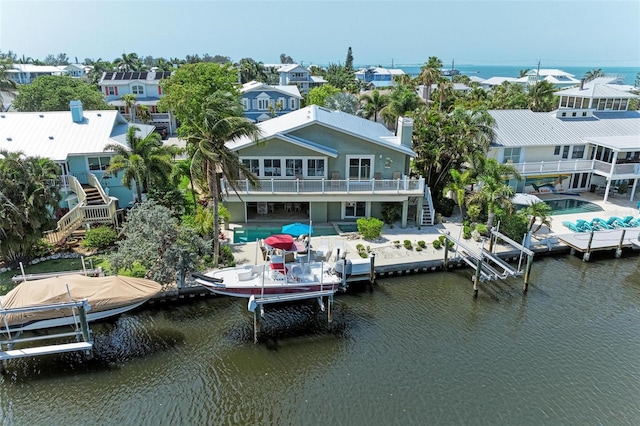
[
  {"left": 0, "top": 115, "right": 5, "bottom": 118},
  {"left": 49, "top": 136, "right": 54, "bottom": 140},
  {"left": 97, "top": 113, "right": 102, "bottom": 117},
  {"left": 39, "top": 114, "right": 44, "bottom": 118},
  {"left": 6, "top": 137, "right": 12, "bottom": 141}
]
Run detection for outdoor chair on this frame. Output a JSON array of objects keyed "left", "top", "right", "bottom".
[
  {"left": 591, "top": 218, "right": 610, "bottom": 230},
  {"left": 614, "top": 216, "right": 636, "bottom": 228},
  {"left": 562, "top": 221, "right": 581, "bottom": 233},
  {"left": 330, "top": 171, "right": 340, "bottom": 188},
  {"left": 575, "top": 219, "right": 593, "bottom": 232}
]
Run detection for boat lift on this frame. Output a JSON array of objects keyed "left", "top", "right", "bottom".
[
  {"left": 0, "top": 299, "right": 94, "bottom": 373},
  {"left": 440, "top": 228, "right": 535, "bottom": 297}
]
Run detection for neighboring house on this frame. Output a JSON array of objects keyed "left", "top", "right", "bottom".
[
  {"left": 515, "top": 69, "right": 581, "bottom": 88},
  {"left": 0, "top": 101, "right": 155, "bottom": 242},
  {"left": 61, "top": 63, "right": 91, "bottom": 78},
  {"left": 355, "top": 67, "right": 406, "bottom": 88},
  {"left": 98, "top": 70, "right": 176, "bottom": 135},
  {"left": 222, "top": 105, "right": 433, "bottom": 228},
  {"left": 239, "top": 81, "right": 302, "bottom": 122},
  {"left": 486, "top": 85, "right": 640, "bottom": 201},
  {"left": 479, "top": 76, "right": 519, "bottom": 90},
  {"left": 275, "top": 64, "right": 326, "bottom": 95},
  {"left": 7, "top": 64, "right": 63, "bottom": 84}
]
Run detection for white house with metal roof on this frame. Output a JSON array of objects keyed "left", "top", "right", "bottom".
[
  {"left": 355, "top": 67, "right": 406, "bottom": 88},
  {"left": 275, "top": 64, "right": 326, "bottom": 95},
  {"left": 239, "top": 81, "right": 302, "bottom": 122},
  {"left": 221, "top": 105, "right": 432, "bottom": 228},
  {"left": 0, "top": 102, "right": 155, "bottom": 242},
  {"left": 515, "top": 69, "right": 581, "bottom": 87},
  {"left": 487, "top": 84, "right": 640, "bottom": 201},
  {"left": 7, "top": 64, "right": 64, "bottom": 84}
]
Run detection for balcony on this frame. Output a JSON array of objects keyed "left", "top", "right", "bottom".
[
  {"left": 222, "top": 177, "right": 425, "bottom": 196},
  {"left": 510, "top": 159, "right": 640, "bottom": 179}
]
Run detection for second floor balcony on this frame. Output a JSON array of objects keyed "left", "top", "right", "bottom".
[
  {"left": 509, "top": 159, "right": 640, "bottom": 179},
  {"left": 222, "top": 176, "right": 425, "bottom": 196}
]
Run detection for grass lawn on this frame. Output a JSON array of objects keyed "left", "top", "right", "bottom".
[{"left": 0, "top": 256, "right": 108, "bottom": 295}]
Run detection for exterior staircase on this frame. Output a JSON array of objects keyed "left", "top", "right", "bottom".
[
  {"left": 45, "top": 174, "right": 119, "bottom": 245},
  {"left": 420, "top": 186, "right": 436, "bottom": 226}
]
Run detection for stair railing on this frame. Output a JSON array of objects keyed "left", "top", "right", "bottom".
[
  {"left": 87, "top": 173, "right": 110, "bottom": 204},
  {"left": 424, "top": 186, "right": 436, "bottom": 226}
]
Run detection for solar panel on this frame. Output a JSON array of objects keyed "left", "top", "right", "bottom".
[
  {"left": 104, "top": 72, "right": 114, "bottom": 80},
  {"left": 115, "top": 73, "right": 125, "bottom": 80},
  {"left": 139, "top": 72, "right": 148, "bottom": 79},
  {"left": 124, "top": 72, "right": 133, "bottom": 80}
]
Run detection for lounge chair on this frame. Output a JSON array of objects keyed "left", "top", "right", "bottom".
[
  {"left": 562, "top": 221, "right": 581, "bottom": 232},
  {"left": 613, "top": 216, "right": 636, "bottom": 228},
  {"left": 575, "top": 219, "right": 593, "bottom": 232},
  {"left": 606, "top": 217, "right": 621, "bottom": 228},
  {"left": 591, "top": 218, "right": 610, "bottom": 230}
]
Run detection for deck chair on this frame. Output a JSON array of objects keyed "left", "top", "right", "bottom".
[
  {"left": 591, "top": 218, "right": 610, "bottom": 230},
  {"left": 562, "top": 221, "right": 580, "bottom": 233},
  {"left": 330, "top": 171, "right": 340, "bottom": 188},
  {"left": 607, "top": 217, "right": 623, "bottom": 228},
  {"left": 392, "top": 171, "right": 401, "bottom": 180},
  {"left": 614, "top": 216, "right": 635, "bottom": 228},
  {"left": 575, "top": 219, "right": 592, "bottom": 232}
]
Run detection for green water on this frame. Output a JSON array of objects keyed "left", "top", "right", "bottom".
[{"left": 1, "top": 253, "right": 640, "bottom": 425}]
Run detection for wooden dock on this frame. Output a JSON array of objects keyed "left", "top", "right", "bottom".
[{"left": 556, "top": 228, "right": 640, "bottom": 261}]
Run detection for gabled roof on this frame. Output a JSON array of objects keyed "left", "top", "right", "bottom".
[
  {"left": 9, "top": 64, "right": 62, "bottom": 74},
  {"left": 481, "top": 77, "right": 518, "bottom": 86},
  {"left": 488, "top": 109, "right": 640, "bottom": 148},
  {"left": 582, "top": 135, "right": 640, "bottom": 151},
  {"left": 525, "top": 69, "right": 575, "bottom": 77},
  {"left": 240, "top": 81, "right": 302, "bottom": 98},
  {"left": 278, "top": 64, "right": 308, "bottom": 73},
  {"left": 226, "top": 105, "right": 415, "bottom": 157},
  {"left": 356, "top": 67, "right": 406, "bottom": 76},
  {"left": 0, "top": 110, "right": 154, "bottom": 161},
  {"left": 554, "top": 84, "right": 639, "bottom": 99}
]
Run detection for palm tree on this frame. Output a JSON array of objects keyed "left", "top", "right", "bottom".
[
  {"left": 359, "top": 89, "right": 389, "bottom": 122},
  {"left": 528, "top": 80, "right": 557, "bottom": 112},
  {"left": 115, "top": 52, "right": 141, "bottom": 72},
  {"left": 519, "top": 69, "right": 530, "bottom": 78},
  {"left": 583, "top": 68, "right": 604, "bottom": 82},
  {"left": 443, "top": 169, "right": 475, "bottom": 219},
  {"left": 416, "top": 56, "right": 443, "bottom": 103},
  {"left": 0, "top": 58, "right": 17, "bottom": 109},
  {"left": 121, "top": 93, "right": 137, "bottom": 122},
  {"left": 380, "top": 84, "right": 421, "bottom": 130},
  {"left": 469, "top": 158, "right": 521, "bottom": 230},
  {"left": 523, "top": 201, "right": 552, "bottom": 233},
  {"left": 104, "top": 126, "right": 174, "bottom": 203},
  {"left": 186, "top": 91, "right": 261, "bottom": 266},
  {"left": 171, "top": 158, "right": 199, "bottom": 214}
]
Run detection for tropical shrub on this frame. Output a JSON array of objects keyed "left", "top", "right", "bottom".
[
  {"left": 475, "top": 223, "right": 488, "bottom": 235},
  {"left": 435, "top": 197, "right": 455, "bottom": 217},
  {"left": 432, "top": 239, "right": 442, "bottom": 249},
  {"left": 417, "top": 240, "right": 426, "bottom": 248},
  {"left": 83, "top": 226, "right": 118, "bottom": 250},
  {"left": 467, "top": 204, "right": 482, "bottom": 222},
  {"left": 357, "top": 217, "right": 384, "bottom": 240},
  {"left": 30, "top": 239, "right": 55, "bottom": 258},
  {"left": 218, "top": 245, "right": 236, "bottom": 267},
  {"left": 381, "top": 203, "right": 402, "bottom": 224},
  {"left": 403, "top": 240, "right": 413, "bottom": 250},
  {"left": 496, "top": 211, "right": 529, "bottom": 242}
]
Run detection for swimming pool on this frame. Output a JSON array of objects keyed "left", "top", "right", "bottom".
[
  {"left": 542, "top": 198, "right": 603, "bottom": 216},
  {"left": 232, "top": 226, "right": 338, "bottom": 244},
  {"left": 336, "top": 223, "right": 358, "bottom": 233}
]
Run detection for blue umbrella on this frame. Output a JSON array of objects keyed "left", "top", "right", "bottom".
[{"left": 281, "top": 222, "right": 313, "bottom": 236}]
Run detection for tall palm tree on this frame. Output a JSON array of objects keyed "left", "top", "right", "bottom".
[
  {"left": 583, "top": 68, "right": 604, "bottom": 82},
  {"left": 104, "top": 126, "right": 174, "bottom": 203},
  {"left": 380, "top": 83, "right": 421, "bottom": 130},
  {"left": 186, "top": 91, "right": 261, "bottom": 266},
  {"left": 121, "top": 93, "right": 137, "bottom": 122},
  {"left": 469, "top": 158, "right": 521, "bottom": 230},
  {"left": 443, "top": 169, "right": 475, "bottom": 219},
  {"left": 359, "top": 89, "right": 389, "bottom": 122},
  {"left": 115, "top": 52, "right": 141, "bottom": 72},
  {"left": 528, "top": 80, "right": 557, "bottom": 112},
  {"left": 416, "top": 56, "right": 443, "bottom": 104},
  {"left": 0, "top": 58, "right": 17, "bottom": 109}
]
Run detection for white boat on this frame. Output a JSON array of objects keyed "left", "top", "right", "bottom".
[
  {"left": 193, "top": 234, "right": 345, "bottom": 298},
  {"left": 0, "top": 274, "right": 162, "bottom": 335}
]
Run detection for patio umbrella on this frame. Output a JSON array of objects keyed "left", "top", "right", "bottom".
[
  {"left": 511, "top": 193, "right": 543, "bottom": 206},
  {"left": 263, "top": 234, "right": 295, "bottom": 251},
  {"left": 281, "top": 222, "right": 313, "bottom": 237}
]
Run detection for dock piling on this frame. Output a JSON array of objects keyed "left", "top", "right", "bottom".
[
  {"left": 616, "top": 230, "right": 626, "bottom": 258},
  {"left": 583, "top": 231, "right": 595, "bottom": 262}
]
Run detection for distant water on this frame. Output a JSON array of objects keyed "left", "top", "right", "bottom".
[{"left": 393, "top": 65, "right": 638, "bottom": 85}]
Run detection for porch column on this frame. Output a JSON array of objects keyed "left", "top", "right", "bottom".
[
  {"left": 401, "top": 200, "right": 408, "bottom": 229},
  {"left": 603, "top": 152, "right": 619, "bottom": 203},
  {"left": 631, "top": 178, "right": 638, "bottom": 202}
]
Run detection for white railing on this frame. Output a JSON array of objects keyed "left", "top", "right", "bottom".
[
  {"left": 87, "top": 173, "right": 109, "bottom": 204},
  {"left": 222, "top": 176, "right": 425, "bottom": 195},
  {"left": 424, "top": 186, "right": 436, "bottom": 226},
  {"left": 510, "top": 159, "right": 595, "bottom": 175},
  {"left": 68, "top": 175, "right": 87, "bottom": 204}
]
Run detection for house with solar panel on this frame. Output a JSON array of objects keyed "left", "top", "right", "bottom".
[
  {"left": 486, "top": 83, "right": 640, "bottom": 202},
  {"left": 98, "top": 70, "right": 176, "bottom": 136},
  {"left": 0, "top": 101, "right": 154, "bottom": 243},
  {"left": 221, "top": 105, "right": 434, "bottom": 229},
  {"left": 240, "top": 81, "right": 302, "bottom": 122}
]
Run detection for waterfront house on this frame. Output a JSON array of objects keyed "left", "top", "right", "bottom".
[
  {"left": 355, "top": 67, "right": 406, "bottom": 88},
  {"left": 61, "top": 63, "right": 91, "bottom": 79},
  {"left": 239, "top": 81, "right": 302, "bottom": 122},
  {"left": 0, "top": 101, "right": 154, "bottom": 242},
  {"left": 479, "top": 76, "right": 519, "bottom": 90},
  {"left": 515, "top": 69, "right": 581, "bottom": 88},
  {"left": 98, "top": 70, "right": 176, "bottom": 135},
  {"left": 222, "top": 105, "right": 433, "bottom": 228},
  {"left": 487, "top": 84, "right": 640, "bottom": 201}
]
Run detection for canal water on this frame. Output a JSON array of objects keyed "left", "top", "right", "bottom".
[{"left": 1, "top": 254, "right": 640, "bottom": 425}]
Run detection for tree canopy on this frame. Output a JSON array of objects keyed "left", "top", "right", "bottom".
[{"left": 12, "top": 75, "right": 111, "bottom": 111}]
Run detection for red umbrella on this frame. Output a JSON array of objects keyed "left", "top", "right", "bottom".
[{"left": 264, "top": 234, "right": 295, "bottom": 251}]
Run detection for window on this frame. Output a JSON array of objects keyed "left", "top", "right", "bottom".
[
  {"left": 568, "top": 97, "right": 575, "bottom": 108},
  {"left": 560, "top": 97, "right": 567, "bottom": 107},
  {"left": 88, "top": 156, "right": 111, "bottom": 171},
  {"left": 307, "top": 159, "right": 325, "bottom": 177},
  {"left": 554, "top": 146, "right": 561, "bottom": 155},
  {"left": 581, "top": 98, "right": 590, "bottom": 109},
  {"left": 344, "top": 201, "right": 367, "bottom": 218},
  {"left": 613, "top": 99, "right": 621, "bottom": 110},
  {"left": 289, "top": 98, "right": 296, "bottom": 110},
  {"left": 263, "top": 159, "right": 281, "bottom": 176},
  {"left": 348, "top": 157, "right": 372, "bottom": 179},
  {"left": 503, "top": 147, "right": 521, "bottom": 163},
  {"left": 620, "top": 99, "right": 628, "bottom": 110},
  {"left": 241, "top": 98, "right": 249, "bottom": 111},
  {"left": 605, "top": 99, "right": 613, "bottom": 109},
  {"left": 285, "top": 159, "right": 303, "bottom": 177},
  {"left": 107, "top": 86, "right": 116, "bottom": 96},
  {"left": 132, "top": 85, "right": 144, "bottom": 95},
  {"left": 562, "top": 146, "right": 570, "bottom": 159},
  {"left": 241, "top": 159, "right": 260, "bottom": 175},
  {"left": 258, "top": 99, "right": 269, "bottom": 110},
  {"left": 571, "top": 145, "right": 585, "bottom": 159}
]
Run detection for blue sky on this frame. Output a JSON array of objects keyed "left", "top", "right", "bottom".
[{"left": 1, "top": 0, "right": 638, "bottom": 67}]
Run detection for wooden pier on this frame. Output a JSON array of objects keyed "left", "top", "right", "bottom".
[{"left": 556, "top": 228, "right": 640, "bottom": 261}]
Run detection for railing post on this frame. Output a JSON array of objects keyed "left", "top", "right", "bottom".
[
  {"left": 322, "top": 178, "right": 325, "bottom": 193},
  {"left": 270, "top": 179, "right": 274, "bottom": 194}
]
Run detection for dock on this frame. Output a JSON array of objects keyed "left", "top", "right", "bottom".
[{"left": 556, "top": 228, "right": 640, "bottom": 261}]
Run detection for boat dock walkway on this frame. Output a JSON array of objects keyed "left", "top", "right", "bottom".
[{"left": 556, "top": 228, "right": 640, "bottom": 261}]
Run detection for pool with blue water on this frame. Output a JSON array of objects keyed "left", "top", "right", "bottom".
[
  {"left": 233, "top": 226, "right": 338, "bottom": 244},
  {"left": 543, "top": 197, "right": 603, "bottom": 215}
]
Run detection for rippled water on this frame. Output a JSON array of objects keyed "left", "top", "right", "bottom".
[{"left": 1, "top": 253, "right": 640, "bottom": 425}]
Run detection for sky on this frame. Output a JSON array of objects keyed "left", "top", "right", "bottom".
[{"left": 0, "top": 0, "right": 639, "bottom": 68}]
